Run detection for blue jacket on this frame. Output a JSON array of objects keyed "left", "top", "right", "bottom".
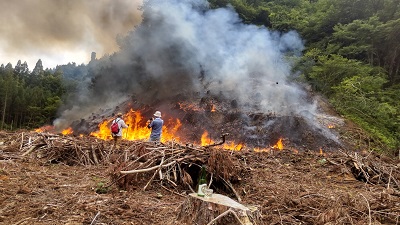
[{"left": 148, "top": 117, "right": 163, "bottom": 139}]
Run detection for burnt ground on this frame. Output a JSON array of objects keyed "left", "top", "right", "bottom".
[{"left": 0, "top": 129, "right": 400, "bottom": 225}]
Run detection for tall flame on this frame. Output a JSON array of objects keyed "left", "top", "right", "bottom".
[
  {"left": 201, "top": 131, "right": 213, "bottom": 146},
  {"left": 91, "top": 119, "right": 114, "bottom": 140},
  {"left": 272, "top": 138, "right": 284, "bottom": 150},
  {"left": 90, "top": 109, "right": 182, "bottom": 142}
]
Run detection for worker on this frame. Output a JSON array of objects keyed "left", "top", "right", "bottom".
[
  {"left": 147, "top": 111, "right": 164, "bottom": 142},
  {"left": 111, "top": 112, "right": 129, "bottom": 148}
]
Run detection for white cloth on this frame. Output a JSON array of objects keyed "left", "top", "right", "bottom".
[{"left": 111, "top": 118, "right": 128, "bottom": 137}]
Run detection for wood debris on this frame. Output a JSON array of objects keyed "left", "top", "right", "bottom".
[{"left": 1, "top": 130, "right": 400, "bottom": 224}]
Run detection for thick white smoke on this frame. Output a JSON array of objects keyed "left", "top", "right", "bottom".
[
  {"left": 122, "top": 0, "right": 308, "bottom": 115},
  {"left": 56, "top": 0, "right": 340, "bottom": 145}
]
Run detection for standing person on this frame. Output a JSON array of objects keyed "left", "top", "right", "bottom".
[
  {"left": 147, "top": 111, "right": 164, "bottom": 142},
  {"left": 111, "top": 112, "right": 128, "bottom": 148}
]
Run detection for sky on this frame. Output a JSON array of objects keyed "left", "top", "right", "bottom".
[{"left": 0, "top": 0, "right": 142, "bottom": 69}]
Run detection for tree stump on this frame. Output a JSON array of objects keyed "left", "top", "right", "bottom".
[{"left": 176, "top": 193, "right": 262, "bottom": 225}]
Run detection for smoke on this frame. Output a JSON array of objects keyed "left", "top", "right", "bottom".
[
  {"left": 56, "top": 0, "right": 336, "bottom": 142},
  {"left": 0, "top": 0, "right": 142, "bottom": 68},
  {"left": 119, "top": 0, "right": 307, "bottom": 113}
]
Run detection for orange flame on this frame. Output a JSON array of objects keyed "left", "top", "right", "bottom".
[
  {"left": 254, "top": 147, "right": 271, "bottom": 152},
  {"left": 90, "top": 109, "right": 182, "bottom": 142},
  {"left": 35, "top": 128, "right": 44, "bottom": 133},
  {"left": 201, "top": 131, "right": 243, "bottom": 150},
  {"left": 90, "top": 119, "right": 113, "bottom": 140},
  {"left": 272, "top": 138, "right": 284, "bottom": 150},
  {"left": 328, "top": 124, "right": 335, "bottom": 129},
  {"left": 211, "top": 104, "right": 216, "bottom": 112},
  {"left": 319, "top": 148, "right": 327, "bottom": 156},
  {"left": 201, "top": 131, "right": 213, "bottom": 146},
  {"left": 35, "top": 125, "right": 54, "bottom": 133},
  {"left": 61, "top": 127, "right": 73, "bottom": 135},
  {"left": 223, "top": 142, "right": 243, "bottom": 151}
]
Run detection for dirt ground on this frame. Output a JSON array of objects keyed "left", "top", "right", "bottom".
[{"left": 1, "top": 131, "right": 400, "bottom": 225}]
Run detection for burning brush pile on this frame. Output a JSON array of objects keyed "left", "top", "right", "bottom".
[{"left": 50, "top": 92, "right": 346, "bottom": 155}]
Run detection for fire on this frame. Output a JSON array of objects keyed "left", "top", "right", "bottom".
[
  {"left": 35, "top": 128, "right": 45, "bottom": 133},
  {"left": 319, "top": 148, "right": 327, "bottom": 156},
  {"left": 254, "top": 147, "right": 269, "bottom": 152},
  {"left": 201, "top": 131, "right": 243, "bottom": 150},
  {"left": 51, "top": 108, "right": 289, "bottom": 153},
  {"left": 124, "top": 109, "right": 151, "bottom": 140},
  {"left": 91, "top": 119, "right": 114, "bottom": 140},
  {"left": 328, "top": 124, "right": 335, "bottom": 129},
  {"left": 211, "top": 104, "right": 216, "bottom": 112},
  {"left": 201, "top": 131, "right": 213, "bottom": 146},
  {"left": 90, "top": 109, "right": 182, "bottom": 142},
  {"left": 35, "top": 125, "right": 54, "bottom": 133},
  {"left": 161, "top": 118, "right": 182, "bottom": 142},
  {"left": 272, "top": 138, "right": 284, "bottom": 150},
  {"left": 223, "top": 142, "right": 243, "bottom": 151},
  {"left": 61, "top": 127, "right": 73, "bottom": 135}
]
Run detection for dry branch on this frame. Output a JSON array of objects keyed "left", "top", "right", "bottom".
[{"left": 120, "top": 161, "right": 177, "bottom": 174}]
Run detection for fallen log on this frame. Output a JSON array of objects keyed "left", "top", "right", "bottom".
[{"left": 176, "top": 193, "right": 261, "bottom": 225}]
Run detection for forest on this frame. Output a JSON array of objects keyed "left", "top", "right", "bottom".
[{"left": 1, "top": 0, "right": 399, "bottom": 154}]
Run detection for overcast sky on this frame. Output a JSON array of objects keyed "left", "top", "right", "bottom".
[{"left": 0, "top": 0, "right": 142, "bottom": 69}]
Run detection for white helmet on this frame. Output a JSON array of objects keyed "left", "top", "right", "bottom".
[{"left": 153, "top": 111, "right": 162, "bottom": 117}]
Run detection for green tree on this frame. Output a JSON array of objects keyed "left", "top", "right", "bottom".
[
  {"left": 332, "top": 75, "right": 399, "bottom": 151},
  {"left": 304, "top": 53, "right": 377, "bottom": 96}
]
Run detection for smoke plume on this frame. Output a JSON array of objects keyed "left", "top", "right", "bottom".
[{"left": 55, "top": 0, "right": 340, "bottom": 145}]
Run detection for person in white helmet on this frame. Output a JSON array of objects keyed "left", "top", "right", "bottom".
[{"left": 147, "top": 111, "right": 164, "bottom": 142}]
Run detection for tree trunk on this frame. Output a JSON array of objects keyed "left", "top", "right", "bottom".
[
  {"left": 1, "top": 92, "right": 7, "bottom": 130},
  {"left": 176, "top": 193, "right": 262, "bottom": 225}
]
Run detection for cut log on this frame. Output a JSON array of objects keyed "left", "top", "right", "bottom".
[{"left": 176, "top": 193, "right": 261, "bottom": 225}]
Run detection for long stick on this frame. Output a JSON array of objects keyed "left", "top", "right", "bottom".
[
  {"left": 22, "top": 143, "right": 46, "bottom": 156},
  {"left": 19, "top": 132, "right": 24, "bottom": 150},
  {"left": 360, "top": 193, "right": 372, "bottom": 225},
  {"left": 90, "top": 211, "right": 100, "bottom": 225},
  {"left": 206, "top": 209, "right": 245, "bottom": 225},
  {"left": 219, "top": 175, "right": 241, "bottom": 202},
  {"left": 143, "top": 152, "right": 165, "bottom": 191},
  {"left": 120, "top": 161, "right": 176, "bottom": 174}
]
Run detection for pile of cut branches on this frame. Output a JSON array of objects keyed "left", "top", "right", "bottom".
[
  {"left": 109, "top": 141, "right": 243, "bottom": 199},
  {"left": 4, "top": 131, "right": 109, "bottom": 165},
  {"left": 1, "top": 131, "right": 244, "bottom": 197}
]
